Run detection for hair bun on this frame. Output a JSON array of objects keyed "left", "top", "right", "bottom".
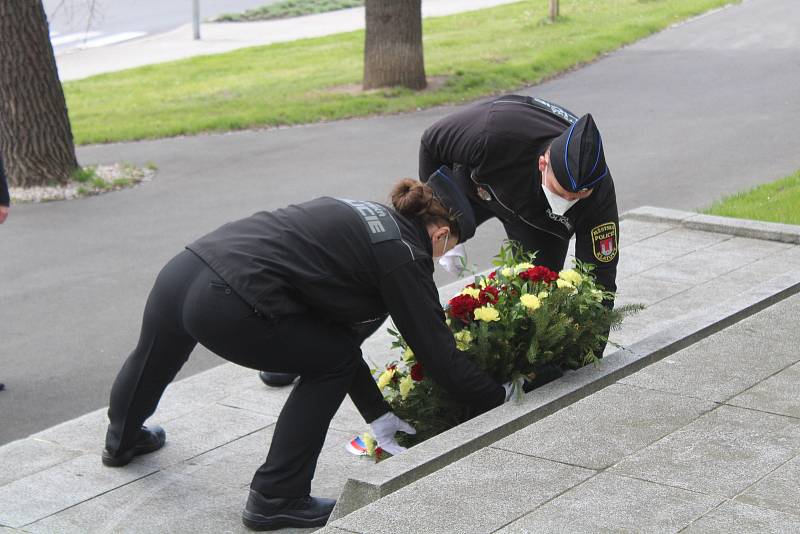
[{"left": 390, "top": 178, "right": 432, "bottom": 216}]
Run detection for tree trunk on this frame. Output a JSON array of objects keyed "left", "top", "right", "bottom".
[
  {"left": 363, "top": 0, "right": 426, "bottom": 91},
  {"left": 550, "top": 0, "right": 560, "bottom": 22},
  {"left": 0, "top": 1, "right": 79, "bottom": 188}
]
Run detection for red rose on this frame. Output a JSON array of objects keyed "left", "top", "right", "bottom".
[
  {"left": 519, "top": 266, "right": 558, "bottom": 283},
  {"left": 488, "top": 271, "right": 497, "bottom": 280},
  {"left": 479, "top": 285, "right": 499, "bottom": 305},
  {"left": 410, "top": 363, "right": 424, "bottom": 381},
  {"left": 448, "top": 294, "right": 481, "bottom": 323}
]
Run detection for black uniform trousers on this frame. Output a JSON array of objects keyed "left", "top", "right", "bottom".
[{"left": 106, "top": 249, "right": 374, "bottom": 497}]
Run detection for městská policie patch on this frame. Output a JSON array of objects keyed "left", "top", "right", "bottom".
[{"left": 591, "top": 222, "right": 617, "bottom": 262}]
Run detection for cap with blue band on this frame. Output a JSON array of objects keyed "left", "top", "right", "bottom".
[
  {"left": 427, "top": 166, "right": 477, "bottom": 241},
  {"left": 549, "top": 113, "right": 609, "bottom": 192}
]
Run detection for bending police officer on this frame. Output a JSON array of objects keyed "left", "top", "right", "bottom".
[
  {"left": 101, "top": 175, "right": 506, "bottom": 531},
  {"left": 420, "top": 94, "right": 619, "bottom": 297}
]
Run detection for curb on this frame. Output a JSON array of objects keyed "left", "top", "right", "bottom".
[
  {"left": 622, "top": 206, "right": 800, "bottom": 244},
  {"left": 329, "top": 209, "right": 800, "bottom": 522}
]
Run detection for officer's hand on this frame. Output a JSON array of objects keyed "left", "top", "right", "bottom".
[
  {"left": 370, "top": 412, "right": 416, "bottom": 455},
  {"left": 502, "top": 381, "right": 516, "bottom": 402},
  {"left": 522, "top": 364, "right": 564, "bottom": 393},
  {"left": 503, "top": 364, "right": 565, "bottom": 401}
]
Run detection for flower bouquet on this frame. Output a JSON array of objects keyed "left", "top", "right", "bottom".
[{"left": 368, "top": 242, "right": 642, "bottom": 450}]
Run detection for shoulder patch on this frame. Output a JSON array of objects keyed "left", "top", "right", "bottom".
[
  {"left": 591, "top": 222, "right": 617, "bottom": 263},
  {"left": 337, "top": 198, "right": 401, "bottom": 244}
]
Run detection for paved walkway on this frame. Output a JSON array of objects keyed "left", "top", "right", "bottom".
[
  {"left": 1, "top": 211, "right": 799, "bottom": 532},
  {"left": 325, "top": 292, "right": 800, "bottom": 533},
  {"left": 55, "top": 0, "right": 520, "bottom": 81}
]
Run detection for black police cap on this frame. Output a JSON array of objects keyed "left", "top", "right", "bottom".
[
  {"left": 549, "top": 113, "right": 609, "bottom": 192},
  {"left": 427, "top": 166, "right": 477, "bottom": 241}
]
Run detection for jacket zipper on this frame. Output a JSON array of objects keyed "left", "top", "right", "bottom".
[{"left": 470, "top": 173, "right": 564, "bottom": 238}]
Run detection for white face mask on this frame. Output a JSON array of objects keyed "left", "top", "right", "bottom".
[
  {"left": 541, "top": 164, "right": 579, "bottom": 216},
  {"left": 438, "top": 243, "right": 468, "bottom": 276}
]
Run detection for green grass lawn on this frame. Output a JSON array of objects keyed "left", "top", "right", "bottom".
[
  {"left": 704, "top": 171, "right": 800, "bottom": 225},
  {"left": 64, "top": 0, "right": 736, "bottom": 145}
]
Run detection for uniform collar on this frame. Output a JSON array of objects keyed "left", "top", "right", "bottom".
[{"left": 415, "top": 220, "right": 434, "bottom": 257}]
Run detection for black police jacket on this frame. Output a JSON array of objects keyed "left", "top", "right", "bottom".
[
  {"left": 420, "top": 95, "right": 619, "bottom": 294},
  {"left": 0, "top": 157, "right": 9, "bottom": 207},
  {"left": 188, "top": 197, "right": 504, "bottom": 412}
]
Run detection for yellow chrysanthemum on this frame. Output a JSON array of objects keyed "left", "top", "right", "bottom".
[
  {"left": 402, "top": 347, "right": 415, "bottom": 362},
  {"left": 501, "top": 267, "right": 514, "bottom": 278},
  {"left": 537, "top": 291, "right": 549, "bottom": 299},
  {"left": 399, "top": 375, "right": 415, "bottom": 399},
  {"left": 460, "top": 287, "right": 481, "bottom": 299},
  {"left": 363, "top": 432, "right": 377, "bottom": 456},
  {"left": 556, "top": 278, "right": 574, "bottom": 290},
  {"left": 377, "top": 368, "right": 396, "bottom": 390},
  {"left": 474, "top": 306, "right": 500, "bottom": 322},
  {"left": 591, "top": 289, "right": 604, "bottom": 302},
  {"left": 559, "top": 269, "right": 583, "bottom": 285},
  {"left": 520, "top": 294, "right": 541, "bottom": 310},
  {"left": 454, "top": 330, "right": 473, "bottom": 351}
]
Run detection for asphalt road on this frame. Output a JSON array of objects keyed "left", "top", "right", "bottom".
[{"left": 2, "top": 0, "right": 799, "bottom": 445}]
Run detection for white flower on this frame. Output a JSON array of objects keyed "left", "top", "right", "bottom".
[{"left": 454, "top": 330, "right": 473, "bottom": 351}]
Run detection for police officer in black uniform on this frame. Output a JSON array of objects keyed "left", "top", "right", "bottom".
[
  {"left": 1, "top": 156, "right": 9, "bottom": 392},
  {"left": 0, "top": 155, "right": 10, "bottom": 224},
  {"left": 419, "top": 94, "right": 619, "bottom": 299},
  {"left": 101, "top": 175, "right": 506, "bottom": 531}
]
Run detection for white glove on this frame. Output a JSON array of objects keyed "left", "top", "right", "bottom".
[
  {"left": 370, "top": 412, "right": 416, "bottom": 455},
  {"left": 438, "top": 243, "right": 468, "bottom": 276},
  {"left": 502, "top": 377, "right": 526, "bottom": 403},
  {"left": 502, "top": 381, "right": 515, "bottom": 402}
]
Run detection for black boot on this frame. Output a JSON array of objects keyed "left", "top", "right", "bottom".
[
  {"left": 242, "top": 490, "right": 335, "bottom": 531},
  {"left": 258, "top": 371, "right": 299, "bottom": 387},
  {"left": 102, "top": 425, "right": 166, "bottom": 467}
]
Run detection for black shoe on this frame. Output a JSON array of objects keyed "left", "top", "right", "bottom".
[
  {"left": 102, "top": 425, "right": 166, "bottom": 467},
  {"left": 242, "top": 490, "right": 335, "bottom": 531},
  {"left": 258, "top": 371, "right": 299, "bottom": 387}
]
